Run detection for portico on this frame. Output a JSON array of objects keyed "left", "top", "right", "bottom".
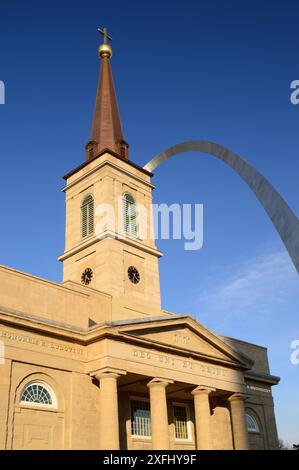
[
  {"left": 91, "top": 369, "right": 249, "bottom": 450},
  {"left": 87, "top": 314, "right": 254, "bottom": 450}
]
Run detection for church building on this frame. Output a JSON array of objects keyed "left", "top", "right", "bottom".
[{"left": 0, "top": 30, "right": 280, "bottom": 450}]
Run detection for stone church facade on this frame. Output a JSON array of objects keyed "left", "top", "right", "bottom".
[{"left": 0, "top": 33, "right": 279, "bottom": 450}]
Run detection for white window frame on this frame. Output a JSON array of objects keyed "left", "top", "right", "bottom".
[
  {"left": 130, "top": 397, "right": 151, "bottom": 439},
  {"left": 19, "top": 381, "right": 57, "bottom": 409},
  {"left": 173, "top": 402, "right": 192, "bottom": 442}
]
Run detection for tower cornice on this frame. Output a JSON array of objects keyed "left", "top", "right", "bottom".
[{"left": 63, "top": 148, "right": 153, "bottom": 182}]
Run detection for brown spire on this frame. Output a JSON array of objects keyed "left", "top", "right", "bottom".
[{"left": 86, "top": 28, "right": 129, "bottom": 161}]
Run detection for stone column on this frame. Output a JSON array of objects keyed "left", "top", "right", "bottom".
[
  {"left": 94, "top": 369, "right": 125, "bottom": 450},
  {"left": 228, "top": 393, "right": 249, "bottom": 450},
  {"left": 192, "top": 386, "right": 215, "bottom": 450},
  {"left": 147, "top": 378, "right": 173, "bottom": 450}
]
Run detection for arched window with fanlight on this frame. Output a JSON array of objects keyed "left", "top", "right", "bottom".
[
  {"left": 20, "top": 382, "right": 57, "bottom": 408},
  {"left": 246, "top": 413, "right": 260, "bottom": 433},
  {"left": 81, "top": 194, "right": 94, "bottom": 238},
  {"left": 123, "top": 192, "right": 137, "bottom": 237}
]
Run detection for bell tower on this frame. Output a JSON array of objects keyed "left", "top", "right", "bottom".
[{"left": 58, "top": 28, "right": 163, "bottom": 321}]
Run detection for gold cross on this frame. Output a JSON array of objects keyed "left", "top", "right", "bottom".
[{"left": 97, "top": 26, "right": 112, "bottom": 44}]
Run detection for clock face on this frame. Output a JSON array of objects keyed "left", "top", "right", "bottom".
[
  {"left": 127, "top": 266, "right": 140, "bottom": 284},
  {"left": 81, "top": 268, "right": 93, "bottom": 285}
]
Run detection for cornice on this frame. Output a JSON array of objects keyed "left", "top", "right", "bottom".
[
  {"left": 58, "top": 231, "right": 163, "bottom": 262},
  {"left": 62, "top": 155, "right": 154, "bottom": 193},
  {"left": 244, "top": 370, "right": 280, "bottom": 385},
  {"left": 0, "top": 307, "right": 252, "bottom": 370}
]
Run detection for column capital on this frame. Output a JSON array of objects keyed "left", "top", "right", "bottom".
[
  {"left": 228, "top": 393, "right": 248, "bottom": 403},
  {"left": 191, "top": 385, "right": 216, "bottom": 396},
  {"left": 147, "top": 377, "right": 174, "bottom": 389},
  {"left": 91, "top": 367, "right": 127, "bottom": 382}
]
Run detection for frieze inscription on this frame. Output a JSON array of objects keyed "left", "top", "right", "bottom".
[
  {"left": 0, "top": 329, "right": 83, "bottom": 355},
  {"left": 132, "top": 348, "right": 227, "bottom": 377}
]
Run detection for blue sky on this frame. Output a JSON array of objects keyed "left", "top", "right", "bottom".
[{"left": 0, "top": 0, "right": 298, "bottom": 445}]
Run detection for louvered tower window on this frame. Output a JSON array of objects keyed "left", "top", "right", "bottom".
[
  {"left": 81, "top": 195, "right": 94, "bottom": 238},
  {"left": 123, "top": 193, "right": 137, "bottom": 237}
]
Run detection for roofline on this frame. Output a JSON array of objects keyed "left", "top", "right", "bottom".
[
  {"left": 110, "top": 314, "right": 253, "bottom": 368},
  {"left": 245, "top": 370, "right": 280, "bottom": 385},
  {"left": 63, "top": 148, "right": 153, "bottom": 180},
  {"left": 219, "top": 334, "right": 268, "bottom": 351},
  {"left": 102, "top": 314, "right": 190, "bottom": 327},
  {"left": 0, "top": 308, "right": 254, "bottom": 370}
]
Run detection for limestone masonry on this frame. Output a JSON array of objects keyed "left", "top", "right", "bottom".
[{"left": 0, "top": 31, "right": 279, "bottom": 450}]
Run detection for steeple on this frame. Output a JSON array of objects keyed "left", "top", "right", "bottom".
[{"left": 86, "top": 27, "right": 129, "bottom": 161}]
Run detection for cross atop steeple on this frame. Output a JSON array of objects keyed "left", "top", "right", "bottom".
[
  {"left": 97, "top": 26, "right": 112, "bottom": 44},
  {"left": 85, "top": 27, "right": 129, "bottom": 161}
]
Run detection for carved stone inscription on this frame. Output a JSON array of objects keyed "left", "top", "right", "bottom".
[
  {"left": 0, "top": 329, "right": 83, "bottom": 356},
  {"left": 132, "top": 348, "right": 227, "bottom": 378},
  {"left": 174, "top": 332, "right": 190, "bottom": 345}
]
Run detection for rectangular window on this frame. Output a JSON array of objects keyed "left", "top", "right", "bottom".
[
  {"left": 173, "top": 404, "right": 190, "bottom": 440},
  {"left": 130, "top": 399, "right": 151, "bottom": 437}
]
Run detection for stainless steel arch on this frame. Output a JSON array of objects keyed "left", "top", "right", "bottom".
[{"left": 144, "top": 141, "right": 299, "bottom": 274}]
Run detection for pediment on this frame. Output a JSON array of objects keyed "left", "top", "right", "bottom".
[{"left": 117, "top": 316, "right": 253, "bottom": 369}]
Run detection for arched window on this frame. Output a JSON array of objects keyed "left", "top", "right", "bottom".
[
  {"left": 246, "top": 413, "right": 260, "bottom": 433},
  {"left": 81, "top": 195, "right": 94, "bottom": 238},
  {"left": 20, "top": 382, "right": 56, "bottom": 407},
  {"left": 123, "top": 192, "right": 137, "bottom": 237}
]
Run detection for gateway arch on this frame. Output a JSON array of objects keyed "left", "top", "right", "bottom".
[{"left": 144, "top": 141, "right": 299, "bottom": 275}]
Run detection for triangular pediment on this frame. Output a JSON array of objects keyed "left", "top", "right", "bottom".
[{"left": 116, "top": 315, "right": 253, "bottom": 369}]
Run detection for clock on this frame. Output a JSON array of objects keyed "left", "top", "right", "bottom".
[
  {"left": 81, "top": 268, "right": 93, "bottom": 285},
  {"left": 128, "top": 266, "right": 140, "bottom": 284}
]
